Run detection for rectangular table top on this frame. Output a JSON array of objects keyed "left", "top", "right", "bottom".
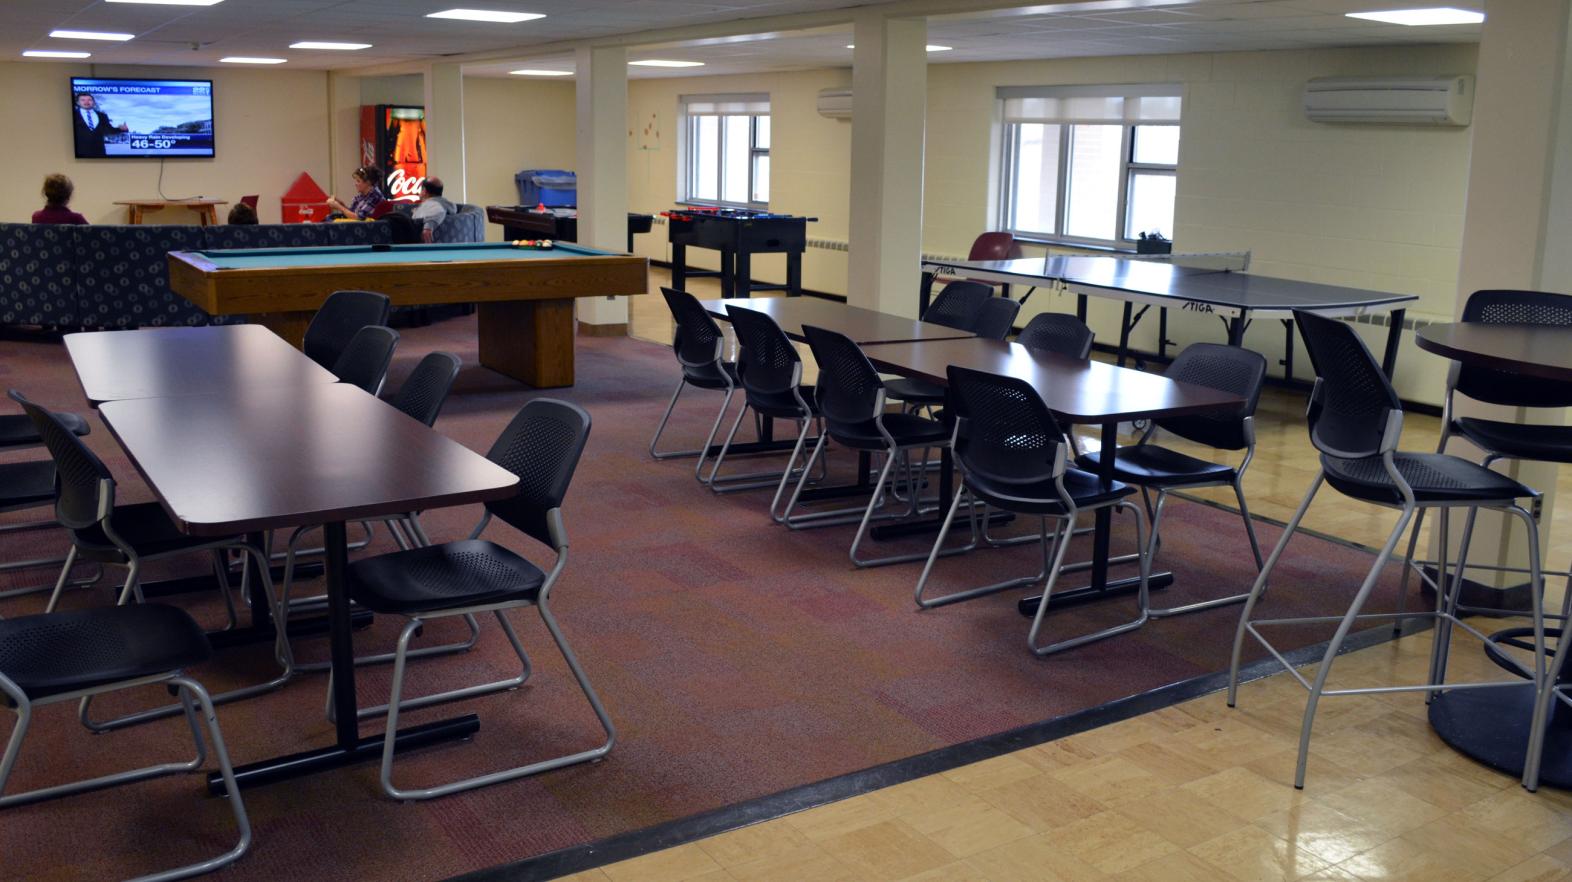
[
  {"left": 181, "top": 241, "right": 617, "bottom": 270},
  {"left": 64, "top": 324, "right": 338, "bottom": 406},
  {"left": 860, "top": 337, "right": 1245, "bottom": 424},
  {"left": 925, "top": 254, "right": 1416, "bottom": 313},
  {"left": 700, "top": 297, "right": 974, "bottom": 345},
  {"left": 98, "top": 383, "right": 518, "bottom": 536}
]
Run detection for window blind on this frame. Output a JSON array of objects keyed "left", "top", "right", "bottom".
[
  {"left": 998, "top": 84, "right": 1181, "bottom": 125},
  {"left": 680, "top": 93, "right": 770, "bottom": 115}
]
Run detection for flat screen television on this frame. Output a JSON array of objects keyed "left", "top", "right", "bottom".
[{"left": 69, "top": 77, "right": 215, "bottom": 159}]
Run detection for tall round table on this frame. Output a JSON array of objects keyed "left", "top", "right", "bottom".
[{"left": 1416, "top": 321, "right": 1572, "bottom": 788}]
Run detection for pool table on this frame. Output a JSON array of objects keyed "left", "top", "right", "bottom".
[{"left": 167, "top": 241, "right": 648, "bottom": 388}]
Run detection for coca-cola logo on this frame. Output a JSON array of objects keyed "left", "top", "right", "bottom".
[{"left": 386, "top": 167, "right": 425, "bottom": 203}]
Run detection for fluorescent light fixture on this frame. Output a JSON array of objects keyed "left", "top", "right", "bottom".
[
  {"left": 50, "top": 29, "right": 135, "bottom": 41},
  {"left": 106, "top": 0, "right": 224, "bottom": 5},
  {"left": 23, "top": 50, "right": 91, "bottom": 58},
  {"left": 1346, "top": 7, "right": 1484, "bottom": 25},
  {"left": 845, "top": 44, "right": 955, "bottom": 51},
  {"left": 510, "top": 69, "right": 571, "bottom": 76},
  {"left": 629, "top": 59, "right": 704, "bottom": 68},
  {"left": 427, "top": 9, "right": 545, "bottom": 23},
  {"left": 289, "top": 41, "right": 372, "bottom": 50},
  {"left": 220, "top": 56, "right": 287, "bottom": 64}
]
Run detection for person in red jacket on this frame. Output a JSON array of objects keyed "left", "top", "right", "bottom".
[{"left": 32, "top": 174, "right": 89, "bottom": 225}]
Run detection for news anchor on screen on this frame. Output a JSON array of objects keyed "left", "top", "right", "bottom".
[{"left": 72, "top": 93, "right": 128, "bottom": 158}]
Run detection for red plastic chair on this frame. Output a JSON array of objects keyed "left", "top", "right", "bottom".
[
  {"left": 968, "top": 231, "right": 1022, "bottom": 261},
  {"left": 239, "top": 194, "right": 260, "bottom": 210}
]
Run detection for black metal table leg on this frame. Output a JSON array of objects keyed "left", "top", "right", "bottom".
[
  {"left": 1117, "top": 302, "right": 1134, "bottom": 368},
  {"left": 1381, "top": 308, "right": 1406, "bottom": 378},
  {"left": 787, "top": 253, "right": 803, "bottom": 297},
  {"left": 1017, "top": 420, "right": 1172, "bottom": 616},
  {"left": 206, "top": 520, "right": 478, "bottom": 794},
  {"left": 736, "top": 251, "right": 752, "bottom": 300},
  {"left": 671, "top": 242, "right": 687, "bottom": 292}
]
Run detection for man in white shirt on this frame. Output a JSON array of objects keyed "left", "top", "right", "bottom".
[
  {"left": 72, "top": 93, "right": 128, "bottom": 158},
  {"left": 412, "top": 177, "right": 457, "bottom": 243}
]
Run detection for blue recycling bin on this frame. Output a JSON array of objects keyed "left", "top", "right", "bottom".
[{"left": 514, "top": 169, "right": 577, "bottom": 207}]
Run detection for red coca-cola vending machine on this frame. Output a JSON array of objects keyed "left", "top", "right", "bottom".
[{"left": 359, "top": 105, "right": 426, "bottom": 204}]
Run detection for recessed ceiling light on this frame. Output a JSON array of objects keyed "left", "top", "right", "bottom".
[
  {"left": 289, "top": 41, "right": 372, "bottom": 50},
  {"left": 427, "top": 9, "right": 545, "bottom": 23},
  {"left": 50, "top": 30, "right": 135, "bottom": 41},
  {"left": 510, "top": 69, "right": 571, "bottom": 76},
  {"left": 845, "top": 44, "right": 955, "bottom": 52},
  {"left": 106, "top": 0, "right": 224, "bottom": 5},
  {"left": 220, "top": 56, "right": 287, "bottom": 64},
  {"left": 1346, "top": 7, "right": 1484, "bottom": 25},
  {"left": 23, "top": 50, "right": 91, "bottom": 58},
  {"left": 629, "top": 60, "right": 704, "bottom": 68}
]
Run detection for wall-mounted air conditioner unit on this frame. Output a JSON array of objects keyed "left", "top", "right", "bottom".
[
  {"left": 1303, "top": 76, "right": 1473, "bottom": 126},
  {"left": 817, "top": 88, "right": 852, "bottom": 119}
]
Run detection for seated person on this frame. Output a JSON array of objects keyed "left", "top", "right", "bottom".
[
  {"left": 412, "top": 177, "right": 456, "bottom": 243},
  {"left": 226, "top": 203, "right": 259, "bottom": 225},
  {"left": 324, "top": 165, "right": 386, "bottom": 220},
  {"left": 32, "top": 174, "right": 89, "bottom": 225}
]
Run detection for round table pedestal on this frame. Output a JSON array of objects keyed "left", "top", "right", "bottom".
[{"left": 1429, "top": 684, "right": 1572, "bottom": 789}]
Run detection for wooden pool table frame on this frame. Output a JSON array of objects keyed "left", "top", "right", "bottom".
[{"left": 167, "top": 245, "right": 648, "bottom": 388}]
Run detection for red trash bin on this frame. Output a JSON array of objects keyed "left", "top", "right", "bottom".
[{"left": 281, "top": 172, "right": 329, "bottom": 223}]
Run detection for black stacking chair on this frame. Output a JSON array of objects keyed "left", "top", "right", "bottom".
[
  {"left": 303, "top": 289, "right": 392, "bottom": 370},
  {"left": 649, "top": 287, "right": 738, "bottom": 483},
  {"left": 972, "top": 296, "right": 1022, "bottom": 341},
  {"left": 1016, "top": 313, "right": 1094, "bottom": 359},
  {"left": 280, "top": 351, "right": 478, "bottom": 672},
  {"left": 707, "top": 305, "right": 822, "bottom": 497},
  {"left": 330, "top": 325, "right": 399, "bottom": 396},
  {"left": 780, "top": 326, "right": 951, "bottom": 567},
  {"left": 10, "top": 391, "right": 293, "bottom": 734},
  {"left": 1227, "top": 311, "right": 1547, "bottom": 790},
  {"left": 0, "top": 605, "right": 251, "bottom": 879},
  {"left": 886, "top": 281, "right": 995, "bottom": 415},
  {"left": 327, "top": 399, "right": 614, "bottom": 800},
  {"left": 0, "top": 409, "right": 98, "bottom": 601},
  {"left": 914, "top": 366, "right": 1152, "bottom": 656},
  {"left": 1077, "top": 343, "right": 1267, "bottom": 616},
  {"left": 1399, "top": 289, "right": 1572, "bottom": 619}
]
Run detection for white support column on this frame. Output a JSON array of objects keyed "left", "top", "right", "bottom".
[
  {"left": 423, "top": 62, "right": 467, "bottom": 202},
  {"left": 848, "top": 12, "right": 927, "bottom": 317},
  {"left": 575, "top": 45, "right": 632, "bottom": 332},
  {"left": 1445, "top": 0, "right": 1572, "bottom": 600}
]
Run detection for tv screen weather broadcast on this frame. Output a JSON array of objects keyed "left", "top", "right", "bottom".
[{"left": 69, "top": 77, "right": 215, "bottom": 159}]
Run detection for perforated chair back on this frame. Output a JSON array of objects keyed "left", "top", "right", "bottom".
[
  {"left": 304, "top": 289, "right": 392, "bottom": 369},
  {"left": 923, "top": 281, "right": 994, "bottom": 332},
  {"left": 1455, "top": 289, "right": 1572, "bottom": 408},
  {"left": 972, "top": 296, "right": 1021, "bottom": 341},
  {"left": 802, "top": 325, "right": 884, "bottom": 426},
  {"left": 661, "top": 287, "right": 726, "bottom": 370},
  {"left": 332, "top": 325, "right": 399, "bottom": 395},
  {"left": 389, "top": 351, "right": 462, "bottom": 427},
  {"left": 946, "top": 366, "right": 1065, "bottom": 488},
  {"left": 727, "top": 305, "right": 800, "bottom": 397},
  {"left": 1294, "top": 311, "right": 1401, "bottom": 459},
  {"left": 484, "top": 398, "right": 592, "bottom": 547},
  {"left": 1016, "top": 313, "right": 1093, "bottom": 359},
  {"left": 968, "top": 232, "right": 1024, "bottom": 261},
  {"left": 8, "top": 390, "right": 112, "bottom": 531},
  {"left": 1155, "top": 343, "right": 1267, "bottom": 451}
]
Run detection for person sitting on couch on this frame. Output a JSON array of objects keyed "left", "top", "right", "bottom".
[
  {"left": 324, "top": 165, "right": 387, "bottom": 220},
  {"left": 226, "top": 203, "right": 259, "bottom": 225},
  {"left": 413, "top": 176, "right": 456, "bottom": 243},
  {"left": 32, "top": 174, "right": 89, "bottom": 225}
]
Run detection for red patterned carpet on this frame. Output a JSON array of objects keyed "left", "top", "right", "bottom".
[{"left": 0, "top": 315, "right": 1405, "bottom": 881}]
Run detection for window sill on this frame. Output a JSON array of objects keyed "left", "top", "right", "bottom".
[
  {"left": 676, "top": 200, "right": 770, "bottom": 211},
  {"left": 1011, "top": 237, "right": 1143, "bottom": 255}
]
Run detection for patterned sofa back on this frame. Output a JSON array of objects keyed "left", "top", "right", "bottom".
[{"left": 0, "top": 221, "right": 393, "bottom": 329}]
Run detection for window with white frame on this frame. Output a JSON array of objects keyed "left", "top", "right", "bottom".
[
  {"left": 998, "top": 85, "right": 1182, "bottom": 248},
  {"left": 680, "top": 94, "right": 770, "bottom": 207}
]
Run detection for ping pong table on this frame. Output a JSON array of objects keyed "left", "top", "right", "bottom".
[{"left": 921, "top": 253, "right": 1418, "bottom": 377}]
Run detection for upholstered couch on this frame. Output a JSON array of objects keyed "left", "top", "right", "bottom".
[{"left": 0, "top": 221, "right": 391, "bottom": 330}]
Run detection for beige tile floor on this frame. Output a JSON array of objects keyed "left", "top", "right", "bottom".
[{"left": 570, "top": 271, "right": 1572, "bottom": 882}]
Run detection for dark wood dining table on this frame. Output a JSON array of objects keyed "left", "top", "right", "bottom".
[
  {"left": 64, "top": 324, "right": 338, "bottom": 406},
  {"left": 96, "top": 381, "right": 518, "bottom": 792},
  {"left": 859, "top": 337, "right": 1247, "bottom": 611},
  {"left": 1416, "top": 321, "right": 1572, "bottom": 789}
]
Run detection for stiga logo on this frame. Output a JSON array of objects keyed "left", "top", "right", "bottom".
[{"left": 1180, "top": 301, "right": 1215, "bottom": 313}]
